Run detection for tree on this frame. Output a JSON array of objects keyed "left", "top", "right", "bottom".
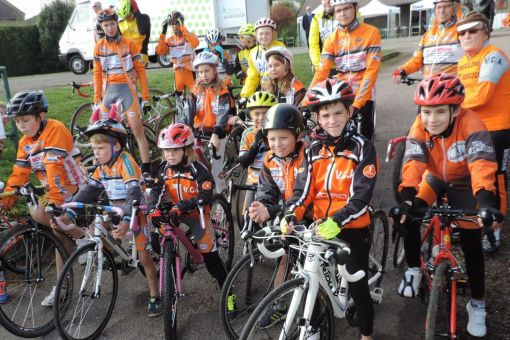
[
  {"left": 270, "top": 3, "right": 296, "bottom": 31},
  {"left": 37, "top": 0, "right": 74, "bottom": 73}
]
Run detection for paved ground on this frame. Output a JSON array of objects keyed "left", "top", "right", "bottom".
[{"left": 1, "top": 30, "right": 510, "bottom": 340}]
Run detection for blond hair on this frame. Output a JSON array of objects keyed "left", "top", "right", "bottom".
[
  {"left": 262, "top": 53, "right": 295, "bottom": 96},
  {"left": 193, "top": 64, "right": 224, "bottom": 94}
]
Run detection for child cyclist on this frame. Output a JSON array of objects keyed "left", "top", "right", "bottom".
[
  {"left": 239, "top": 17, "right": 285, "bottom": 102},
  {"left": 238, "top": 91, "right": 278, "bottom": 213},
  {"left": 263, "top": 46, "right": 306, "bottom": 107},
  {"left": 204, "top": 28, "right": 233, "bottom": 86},
  {"left": 393, "top": 74, "right": 502, "bottom": 337},
  {"left": 281, "top": 79, "right": 377, "bottom": 340},
  {"left": 186, "top": 51, "right": 234, "bottom": 193},
  {"left": 234, "top": 24, "right": 257, "bottom": 84},
  {"left": 0, "top": 90, "right": 86, "bottom": 305},
  {"left": 148, "top": 123, "right": 228, "bottom": 291},
  {"left": 156, "top": 11, "right": 199, "bottom": 94}
]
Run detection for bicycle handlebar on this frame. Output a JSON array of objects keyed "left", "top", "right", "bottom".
[
  {"left": 60, "top": 202, "right": 125, "bottom": 218},
  {"left": 401, "top": 76, "right": 422, "bottom": 86},
  {"left": 70, "top": 81, "right": 93, "bottom": 98},
  {"left": 232, "top": 184, "right": 257, "bottom": 192}
]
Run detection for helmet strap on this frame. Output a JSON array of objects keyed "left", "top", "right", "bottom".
[
  {"left": 109, "top": 136, "right": 121, "bottom": 160},
  {"left": 32, "top": 115, "right": 47, "bottom": 140}
]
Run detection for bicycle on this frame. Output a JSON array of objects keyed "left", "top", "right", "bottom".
[
  {"left": 238, "top": 220, "right": 386, "bottom": 340},
  {"left": 0, "top": 183, "right": 69, "bottom": 338}
]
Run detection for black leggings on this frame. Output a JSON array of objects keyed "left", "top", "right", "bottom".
[
  {"left": 338, "top": 228, "right": 374, "bottom": 336},
  {"left": 203, "top": 251, "right": 228, "bottom": 288}
]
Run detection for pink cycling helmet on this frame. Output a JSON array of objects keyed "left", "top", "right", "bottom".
[
  {"left": 255, "top": 17, "right": 277, "bottom": 31},
  {"left": 413, "top": 74, "right": 465, "bottom": 106},
  {"left": 158, "top": 123, "right": 195, "bottom": 149}
]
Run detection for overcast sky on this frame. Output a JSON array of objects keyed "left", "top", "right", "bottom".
[{"left": 6, "top": 0, "right": 56, "bottom": 19}]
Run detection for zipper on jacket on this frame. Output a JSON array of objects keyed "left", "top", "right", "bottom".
[
  {"left": 441, "top": 137, "right": 447, "bottom": 182},
  {"left": 324, "top": 148, "right": 336, "bottom": 217}
]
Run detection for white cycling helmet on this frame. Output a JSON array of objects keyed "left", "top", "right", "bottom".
[
  {"left": 330, "top": 0, "right": 358, "bottom": 6},
  {"left": 205, "top": 28, "right": 222, "bottom": 44},
  {"left": 193, "top": 51, "right": 219, "bottom": 70},
  {"left": 265, "top": 46, "right": 294, "bottom": 67},
  {"left": 306, "top": 79, "right": 355, "bottom": 111},
  {"left": 255, "top": 17, "right": 277, "bottom": 31}
]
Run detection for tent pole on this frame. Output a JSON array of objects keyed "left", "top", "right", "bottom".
[{"left": 409, "top": 6, "right": 412, "bottom": 37}]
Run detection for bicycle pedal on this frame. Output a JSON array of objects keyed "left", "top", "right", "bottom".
[{"left": 370, "top": 287, "right": 383, "bottom": 304}]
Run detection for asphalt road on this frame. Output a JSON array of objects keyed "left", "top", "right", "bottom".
[{"left": 1, "top": 30, "right": 510, "bottom": 340}]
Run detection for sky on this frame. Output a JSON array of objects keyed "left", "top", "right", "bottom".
[{"left": 6, "top": 0, "right": 56, "bottom": 19}]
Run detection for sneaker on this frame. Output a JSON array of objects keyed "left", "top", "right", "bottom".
[
  {"left": 41, "top": 286, "right": 56, "bottom": 307},
  {"left": 0, "top": 280, "right": 8, "bottom": 304},
  {"left": 76, "top": 238, "right": 90, "bottom": 265},
  {"left": 398, "top": 267, "right": 421, "bottom": 298},
  {"left": 466, "top": 300, "right": 487, "bottom": 337},
  {"left": 257, "top": 303, "right": 287, "bottom": 329},
  {"left": 148, "top": 297, "right": 162, "bottom": 317},
  {"left": 307, "top": 330, "right": 321, "bottom": 340},
  {"left": 227, "top": 293, "right": 237, "bottom": 317}
]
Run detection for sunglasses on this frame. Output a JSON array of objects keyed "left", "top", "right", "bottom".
[{"left": 458, "top": 28, "right": 482, "bottom": 37}]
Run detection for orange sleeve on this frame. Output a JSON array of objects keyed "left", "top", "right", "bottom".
[
  {"left": 401, "top": 35, "right": 426, "bottom": 75},
  {"left": 93, "top": 41, "right": 103, "bottom": 104},
  {"left": 131, "top": 40, "right": 150, "bottom": 100},
  {"left": 353, "top": 29, "right": 382, "bottom": 109},
  {"left": 462, "top": 80, "right": 496, "bottom": 110},
  {"left": 2, "top": 142, "right": 31, "bottom": 207},
  {"left": 155, "top": 34, "right": 169, "bottom": 56},
  {"left": 309, "top": 58, "right": 333, "bottom": 89},
  {"left": 182, "top": 27, "right": 199, "bottom": 48}
]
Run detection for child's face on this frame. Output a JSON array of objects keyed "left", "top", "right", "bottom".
[
  {"left": 250, "top": 107, "right": 267, "bottom": 130},
  {"left": 268, "top": 56, "right": 288, "bottom": 80},
  {"left": 420, "top": 105, "right": 458, "bottom": 135},
  {"left": 256, "top": 27, "right": 273, "bottom": 47},
  {"left": 163, "top": 148, "right": 185, "bottom": 165},
  {"left": 318, "top": 101, "right": 352, "bottom": 138},
  {"left": 171, "top": 23, "right": 181, "bottom": 34},
  {"left": 91, "top": 140, "right": 115, "bottom": 165},
  {"left": 14, "top": 115, "right": 41, "bottom": 138},
  {"left": 100, "top": 19, "right": 118, "bottom": 37},
  {"left": 267, "top": 129, "right": 296, "bottom": 158},
  {"left": 240, "top": 35, "right": 255, "bottom": 48},
  {"left": 197, "top": 64, "right": 216, "bottom": 85}
]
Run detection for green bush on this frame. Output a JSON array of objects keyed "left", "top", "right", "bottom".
[
  {"left": 0, "top": 25, "right": 41, "bottom": 76},
  {"left": 37, "top": 0, "right": 74, "bottom": 73}
]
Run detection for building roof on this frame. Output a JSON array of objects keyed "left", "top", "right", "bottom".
[
  {"left": 0, "top": 0, "right": 25, "bottom": 21},
  {"left": 298, "top": 0, "right": 417, "bottom": 15}
]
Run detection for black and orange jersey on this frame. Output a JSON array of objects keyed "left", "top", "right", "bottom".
[
  {"left": 286, "top": 124, "right": 377, "bottom": 229},
  {"left": 274, "top": 78, "right": 307, "bottom": 107},
  {"left": 74, "top": 150, "right": 144, "bottom": 220},
  {"left": 156, "top": 26, "right": 199, "bottom": 72},
  {"left": 3, "top": 119, "right": 85, "bottom": 206},
  {"left": 257, "top": 142, "right": 306, "bottom": 219},
  {"left": 148, "top": 160, "right": 214, "bottom": 213},
  {"left": 399, "top": 109, "right": 497, "bottom": 197}
]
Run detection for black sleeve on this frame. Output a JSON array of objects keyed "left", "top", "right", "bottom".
[
  {"left": 176, "top": 162, "right": 215, "bottom": 212},
  {"left": 185, "top": 94, "right": 196, "bottom": 128},
  {"left": 234, "top": 54, "right": 242, "bottom": 74},
  {"left": 257, "top": 163, "right": 283, "bottom": 219},
  {"left": 293, "top": 88, "right": 307, "bottom": 108},
  {"left": 148, "top": 162, "right": 168, "bottom": 210}
]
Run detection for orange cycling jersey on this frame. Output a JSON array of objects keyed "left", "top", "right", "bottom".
[
  {"left": 93, "top": 36, "right": 150, "bottom": 104},
  {"left": 400, "top": 20, "right": 462, "bottom": 77},
  {"left": 3, "top": 119, "right": 85, "bottom": 207},
  {"left": 457, "top": 43, "right": 510, "bottom": 131},
  {"left": 310, "top": 20, "right": 381, "bottom": 109},
  {"left": 239, "top": 127, "right": 268, "bottom": 184},
  {"left": 287, "top": 125, "right": 377, "bottom": 229},
  {"left": 257, "top": 142, "right": 306, "bottom": 220},
  {"left": 188, "top": 85, "right": 233, "bottom": 137},
  {"left": 274, "top": 78, "right": 307, "bottom": 107},
  {"left": 156, "top": 27, "right": 199, "bottom": 72},
  {"left": 399, "top": 109, "right": 497, "bottom": 197}
]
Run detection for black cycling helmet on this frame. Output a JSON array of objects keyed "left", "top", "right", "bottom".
[
  {"left": 263, "top": 103, "right": 304, "bottom": 137},
  {"left": 6, "top": 90, "right": 48, "bottom": 118},
  {"left": 83, "top": 119, "right": 128, "bottom": 147},
  {"left": 97, "top": 8, "right": 118, "bottom": 23},
  {"left": 168, "top": 11, "right": 184, "bottom": 25}
]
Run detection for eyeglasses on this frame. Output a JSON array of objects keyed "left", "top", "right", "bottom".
[
  {"left": 334, "top": 6, "right": 355, "bottom": 14},
  {"left": 458, "top": 28, "right": 482, "bottom": 37}
]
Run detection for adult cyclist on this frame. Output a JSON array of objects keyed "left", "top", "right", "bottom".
[
  {"left": 116, "top": 0, "right": 151, "bottom": 66},
  {"left": 308, "top": 0, "right": 337, "bottom": 76}
]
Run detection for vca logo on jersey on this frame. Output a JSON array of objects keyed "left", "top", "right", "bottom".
[{"left": 447, "top": 141, "right": 466, "bottom": 162}]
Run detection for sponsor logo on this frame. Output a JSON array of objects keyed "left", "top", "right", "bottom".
[
  {"left": 363, "top": 164, "right": 376, "bottom": 178},
  {"left": 447, "top": 141, "right": 466, "bottom": 162},
  {"left": 202, "top": 181, "right": 212, "bottom": 190},
  {"left": 405, "top": 143, "right": 424, "bottom": 156},
  {"left": 335, "top": 169, "right": 354, "bottom": 180},
  {"left": 467, "top": 141, "right": 494, "bottom": 155}
]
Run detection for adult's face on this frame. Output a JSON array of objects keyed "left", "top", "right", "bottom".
[
  {"left": 322, "top": 0, "right": 333, "bottom": 14},
  {"left": 434, "top": 1, "right": 455, "bottom": 24},
  {"left": 334, "top": 4, "right": 357, "bottom": 26},
  {"left": 458, "top": 24, "right": 488, "bottom": 55}
]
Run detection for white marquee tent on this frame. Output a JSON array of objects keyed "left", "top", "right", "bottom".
[
  {"left": 409, "top": 0, "right": 435, "bottom": 36},
  {"left": 359, "top": 0, "right": 401, "bottom": 37}
]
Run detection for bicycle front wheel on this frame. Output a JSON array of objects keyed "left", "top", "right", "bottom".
[
  {"left": 211, "top": 194, "right": 235, "bottom": 270},
  {"left": 54, "top": 243, "right": 118, "bottom": 340},
  {"left": 0, "top": 224, "right": 68, "bottom": 338},
  {"left": 425, "top": 260, "right": 454, "bottom": 340},
  {"left": 368, "top": 209, "right": 389, "bottom": 289},
  {"left": 162, "top": 240, "right": 178, "bottom": 339},
  {"left": 239, "top": 278, "right": 335, "bottom": 340},
  {"left": 392, "top": 140, "right": 405, "bottom": 204},
  {"left": 393, "top": 234, "right": 406, "bottom": 268}
]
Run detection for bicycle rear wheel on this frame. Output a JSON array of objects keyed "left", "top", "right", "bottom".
[
  {"left": 425, "top": 260, "right": 453, "bottom": 340},
  {"left": 239, "top": 278, "right": 335, "bottom": 340},
  {"left": 234, "top": 168, "right": 249, "bottom": 230},
  {"left": 54, "top": 243, "right": 118, "bottom": 340},
  {"left": 392, "top": 234, "right": 406, "bottom": 268},
  {"left": 368, "top": 209, "right": 389, "bottom": 289},
  {"left": 211, "top": 194, "right": 235, "bottom": 270},
  {"left": 69, "top": 102, "right": 94, "bottom": 156},
  {"left": 162, "top": 240, "right": 178, "bottom": 339},
  {"left": 0, "top": 224, "right": 68, "bottom": 338}
]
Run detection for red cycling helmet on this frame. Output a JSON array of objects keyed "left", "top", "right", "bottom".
[
  {"left": 306, "top": 78, "right": 355, "bottom": 111},
  {"left": 158, "top": 123, "right": 195, "bottom": 149},
  {"left": 413, "top": 74, "right": 465, "bottom": 106}
]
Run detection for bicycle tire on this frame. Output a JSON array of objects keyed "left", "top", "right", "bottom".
[
  {"left": 54, "top": 243, "right": 118, "bottom": 340},
  {"left": 392, "top": 234, "right": 406, "bottom": 268},
  {"left": 211, "top": 194, "right": 235, "bottom": 270},
  {"left": 70, "top": 102, "right": 94, "bottom": 154},
  {"left": 219, "top": 247, "right": 291, "bottom": 339},
  {"left": 224, "top": 126, "right": 245, "bottom": 171},
  {"left": 0, "top": 224, "right": 68, "bottom": 338},
  {"left": 239, "top": 278, "right": 335, "bottom": 340},
  {"left": 126, "top": 124, "right": 160, "bottom": 167},
  {"left": 368, "top": 209, "right": 389, "bottom": 289},
  {"left": 234, "top": 168, "right": 249, "bottom": 230},
  {"left": 425, "top": 260, "right": 453, "bottom": 340},
  {"left": 392, "top": 140, "right": 406, "bottom": 204},
  {"left": 163, "top": 240, "right": 178, "bottom": 340}
]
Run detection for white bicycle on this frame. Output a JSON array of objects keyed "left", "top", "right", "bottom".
[{"left": 239, "top": 223, "right": 385, "bottom": 340}]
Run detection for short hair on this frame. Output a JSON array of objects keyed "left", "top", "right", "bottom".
[
  {"left": 317, "top": 99, "right": 353, "bottom": 114},
  {"left": 90, "top": 133, "right": 116, "bottom": 145}
]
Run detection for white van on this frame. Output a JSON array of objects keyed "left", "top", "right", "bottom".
[{"left": 58, "top": 0, "right": 269, "bottom": 74}]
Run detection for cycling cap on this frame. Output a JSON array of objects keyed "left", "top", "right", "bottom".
[
  {"left": 263, "top": 103, "right": 304, "bottom": 137},
  {"left": 98, "top": 8, "right": 118, "bottom": 23},
  {"left": 168, "top": 11, "right": 184, "bottom": 25},
  {"left": 330, "top": 0, "right": 359, "bottom": 6},
  {"left": 414, "top": 74, "right": 465, "bottom": 106},
  {"left": 193, "top": 51, "right": 219, "bottom": 70},
  {"left": 116, "top": 0, "right": 131, "bottom": 19},
  {"left": 158, "top": 123, "right": 195, "bottom": 149},
  {"left": 457, "top": 12, "right": 490, "bottom": 32},
  {"left": 6, "top": 90, "right": 48, "bottom": 117},
  {"left": 206, "top": 28, "right": 222, "bottom": 44},
  {"left": 306, "top": 79, "right": 355, "bottom": 111},
  {"left": 84, "top": 119, "right": 128, "bottom": 146},
  {"left": 265, "top": 46, "right": 294, "bottom": 66},
  {"left": 238, "top": 23, "right": 256, "bottom": 37},
  {"left": 247, "top": 91, "right": 278, "bottom": 109},
  {"left": 255, "top": 17, "right": 277, "bottom": 31}
]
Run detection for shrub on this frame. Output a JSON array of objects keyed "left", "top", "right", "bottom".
[
  {"left": 0, "top": 25, "right": 41, "bottom": 76},
  {"left": 271, "top": 3, "right": 296, "bottom": 32}
]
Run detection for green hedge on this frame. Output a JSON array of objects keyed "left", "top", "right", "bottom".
[{"left": 0, "top": 25, "right": 41, "bottom": 76}]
